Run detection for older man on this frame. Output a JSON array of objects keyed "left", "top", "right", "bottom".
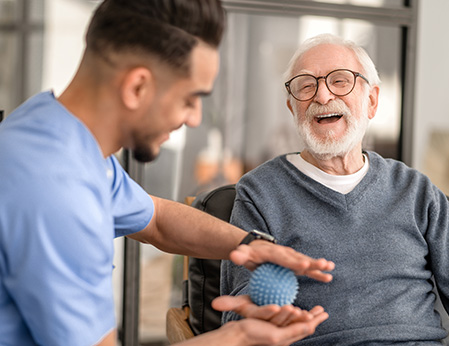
[{"left": 221, "top": 33, "right": 449, "bottom": 345}]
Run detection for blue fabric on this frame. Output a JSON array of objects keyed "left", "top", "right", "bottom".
[
  {"left": 221, "top": 151, "right": 449, "bottom": 345},
  {"left": 0, "top": 92, "right": 154, "bottom": 345}
]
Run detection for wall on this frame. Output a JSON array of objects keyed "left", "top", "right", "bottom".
[
  {"left": 41, "top": 0, "right": 95, "bottom": 95},
  {"left": 414, "top": 0, "right": 449, "bottom": 174}
]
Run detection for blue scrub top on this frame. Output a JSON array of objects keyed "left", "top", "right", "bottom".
[{"left": 0, "top": 92, "right": 154, "bottom": 345}]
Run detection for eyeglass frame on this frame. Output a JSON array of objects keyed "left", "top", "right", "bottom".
[{"left": 284, "top": 68, "right": 370, "bottom": 102}]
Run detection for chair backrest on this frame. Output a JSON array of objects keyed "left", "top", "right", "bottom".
[{"left": 188, "top": 184, "right": 236, "bottom": 335}]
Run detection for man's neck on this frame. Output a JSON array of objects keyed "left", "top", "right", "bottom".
[
  {"left": 300, "top": 147, "right": 365, "bottom": 175},
  {"left": 57, "top": 72, "right": 125, "bottom": 159}
]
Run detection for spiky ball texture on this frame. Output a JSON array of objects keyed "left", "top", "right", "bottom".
[{"left": 249, "top": 263, "right": 298, "bottom": 306}]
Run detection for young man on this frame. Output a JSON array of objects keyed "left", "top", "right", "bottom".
[
  {"left": 222, "top": 33, "right": 449, "bottom": 345},
  {"left": 0, "top": 1, "right": 334, "bottom": 345}
]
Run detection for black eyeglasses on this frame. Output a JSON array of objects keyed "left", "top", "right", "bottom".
[{"left": 285, "top": 69, "right": 370, "bottom": 102}]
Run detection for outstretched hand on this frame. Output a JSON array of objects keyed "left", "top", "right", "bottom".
[
  {"left": 230, "top": 240, "right": 335, "bottom": 282},
  {"left": 213, "top": 295, "right": 325, "bottom": 327},
  {"left": 211, "top": 295, "right": 329, "bottom": 346}
]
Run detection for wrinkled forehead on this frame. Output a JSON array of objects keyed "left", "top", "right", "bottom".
[{"left": 294, "top": 44, "right": 362, "bottom": 76}]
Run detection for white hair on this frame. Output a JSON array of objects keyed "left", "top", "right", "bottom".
[{"left": 283, "top": 33, "right": 381, "bottom": 88}]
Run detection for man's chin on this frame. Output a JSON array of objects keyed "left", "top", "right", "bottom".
[
  {"left": 132, "top": 148, "right": 159, "bottom": 163},
  {"left": 305, "top": 135, "right": 362, "bottom": 160}
]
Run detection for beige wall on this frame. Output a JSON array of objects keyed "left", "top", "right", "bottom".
[{"left": 414, "top": 0, "right": 449, "bottom": 176}]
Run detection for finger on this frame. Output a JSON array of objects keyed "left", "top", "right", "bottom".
[
  {"left": 232, "top": 302, "right": 282, "bottom": 321},
  {"left": 302, "top": 269, "right": 334, "bottom": 283},
  {"left": 212, "top": 295, "right": 252, "bottom": 311},
  {"left": 302, "top": 311, "right": 329, "bottom": 335},
  {"left": 269, "top": 305, "right": 312, "bottom": 327},
  {"left": 275, "top": 312, "right": 329, "bottom": 345},
  {"left": 310, "top": 311, "right": 329, "bottom": 326},
  {"left": 273, "top": 312, "right": 328, "bottom": 345},
  {"left": 268, "top": 305, "right": 296, "bottom": 327},
  {"left": 229, "top": 245, "right": 259, "bottom": 270},
  {"left": 284, "top": 308, "right": 315, "bottom": 326},
  {"left": 297, "top": 258, "right": 335, "bottom": 278},
  {"left": 244, "top": 304, "right": 283, "bottom": 321},
  {"left": 308, "top": 305, "right": 325, "bottom": 317},
  {"left": 230, "top": 242, "right": 310, "bottom": 269},
  {"left": 212, "top": 295, "right": 281, "bottom": 320}
]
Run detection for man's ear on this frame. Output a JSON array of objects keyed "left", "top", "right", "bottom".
[
  {"left": 286, "top": 98, "right": 294, "bottom": 115},
  {"left": 121, "top": 67, "right": 154, "bottom": 110},
  {"left": 367, "top": 85, "right": 380, "bottom": 120}
]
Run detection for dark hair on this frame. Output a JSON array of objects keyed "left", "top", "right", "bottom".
[{"left": 85, "top": 0, "right": 225, "bottom": 74}]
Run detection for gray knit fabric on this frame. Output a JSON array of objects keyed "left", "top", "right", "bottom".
[{"left": 221, "top": 151, "right": 449, "bottom": 345}]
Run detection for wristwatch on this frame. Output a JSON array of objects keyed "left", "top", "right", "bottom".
[{"left": 239, "top": 229, "right": 277, "bottom": 245}]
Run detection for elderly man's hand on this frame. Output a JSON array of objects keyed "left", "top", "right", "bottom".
[
  {"left": 211, "top": 295, "right": 328, "bottom": 345},
  {"left": 213, "top": 295, "right": 326, "bottom": 327},
  {"left": 230, "top": 240, "right": 334, "bottom": 282}
]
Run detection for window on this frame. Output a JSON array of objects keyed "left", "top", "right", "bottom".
[
  {"left": 0, "top": 0, "right": 44, "bottom": 116},
  {"left": 173, "top": 0, "right": 417, "bottom": 202}
]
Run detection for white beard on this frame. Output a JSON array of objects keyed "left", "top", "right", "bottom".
[{"left": 294, "top": 98, "right": 370, "bottom": 160}]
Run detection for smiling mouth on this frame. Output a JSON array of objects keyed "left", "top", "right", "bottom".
[{"left": 316, "top": 113, "right": 343, "bottom": 124}]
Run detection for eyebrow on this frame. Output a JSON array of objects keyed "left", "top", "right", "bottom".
[
  {"left": 193, "top": 90, "right": 212, "bottom": 98},
  {"left": 297, "top": 69, "right": 314, "bottom": 75}
]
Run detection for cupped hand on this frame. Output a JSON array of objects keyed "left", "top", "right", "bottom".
[
  {"left": 212, "top": 295, "right": 325, "bottom": 327},
  {"left": 215, "top": 307, "right": 329, "bottom": 346}
]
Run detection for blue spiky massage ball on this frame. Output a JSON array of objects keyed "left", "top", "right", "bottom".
[{"left": 249, "top": 263, "right": 299, "bottom": 306}]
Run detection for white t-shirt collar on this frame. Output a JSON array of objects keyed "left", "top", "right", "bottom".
[{"left": 287, "top": 152, "right": 369, "bottom": 194}]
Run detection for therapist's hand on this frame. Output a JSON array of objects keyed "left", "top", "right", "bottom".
[{"left": 230, "top": 240, "right": 334, "bottom": 282}]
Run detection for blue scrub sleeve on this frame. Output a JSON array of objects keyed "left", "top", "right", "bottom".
[{"left": 108, "top": 155, "right": 154, "bottom": 237}]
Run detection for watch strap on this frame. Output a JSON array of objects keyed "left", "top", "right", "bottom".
[{"left": 239, "top": 230, "right": 277, "bottom": 245}]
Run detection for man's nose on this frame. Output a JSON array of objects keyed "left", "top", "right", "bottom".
[
  {"left": 313, "top": 78, "right": 335, "bottom": 105},
  {"left": 185, "top": 99, "right": 202, "bottom": 128}
]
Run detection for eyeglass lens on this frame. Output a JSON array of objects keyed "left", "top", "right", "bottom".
[{"left": 288, "top": 69, "right": 356, "bottom": 101}]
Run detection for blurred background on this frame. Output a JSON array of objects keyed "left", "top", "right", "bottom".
[{"left": 1, "top": 0, "right": 449, "bottom": 345}]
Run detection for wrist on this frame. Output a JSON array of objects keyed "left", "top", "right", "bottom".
[{"left": 239, "top": 230, "right": 277, "bottom": 245}]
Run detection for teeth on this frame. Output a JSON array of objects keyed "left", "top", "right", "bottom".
[{"left": 317, "top": 113, "right": 341, "bottom": 118}]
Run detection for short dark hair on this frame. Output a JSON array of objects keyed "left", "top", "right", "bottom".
[{"left": 86, "top": 0, "right": 225, "bottom": 74}]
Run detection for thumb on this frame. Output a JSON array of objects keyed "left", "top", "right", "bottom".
[
  {"left": 212, "top": 295, "right": 252, "bottom": 312},
  {"left": 229, "top": 245, "right": 256, "bottom": 268}
]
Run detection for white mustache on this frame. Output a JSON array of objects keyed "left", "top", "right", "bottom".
[{"left": 305, "top": 100, "right": 351, "bottom": 120}]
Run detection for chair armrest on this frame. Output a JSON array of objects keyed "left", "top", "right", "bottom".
[{"left": 166, "top": 307, "right": 195, "bottom": 344}]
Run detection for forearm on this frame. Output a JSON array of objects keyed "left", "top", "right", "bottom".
[
  {"left": 174, "top": 314, "right": 327, "bottom": 346},
  {"left": 129, "top": 197, "right": 334, "bottom": 281},
  {"left": 95, "top": 330, "right": 116, "bottom": 346},
  {"left": 174, "top": 322, "right": 246, "bottom": 346},
  {"left": 128, "top": 196, "right": 247, "bottom": 260}
]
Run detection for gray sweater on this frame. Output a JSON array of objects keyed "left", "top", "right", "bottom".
[{"left": 221, "top": 151, "right": 449, "bottom": 345}]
